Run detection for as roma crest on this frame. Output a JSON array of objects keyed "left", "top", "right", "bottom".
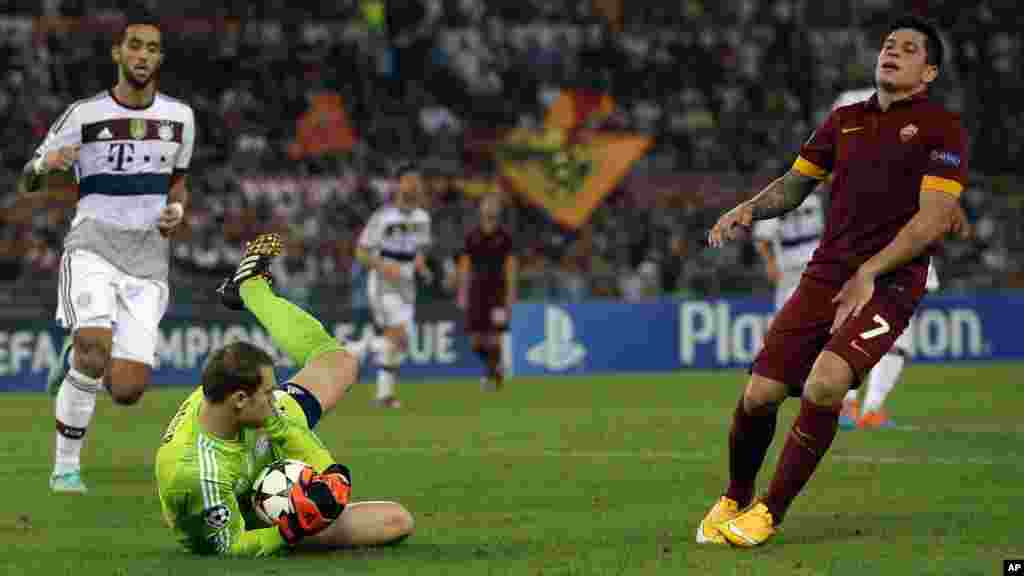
[{"left": 899, "top": 124, "right": 918, "bottom": 143}]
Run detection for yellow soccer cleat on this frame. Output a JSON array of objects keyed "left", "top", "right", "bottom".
[
  {"left": 719, "top": 502, "right": 777, "bottom": 547},
  {"left": 695, "top": 496, "right": 740, "bottom": 544},
  {"left": 218, "top": 233, "right": 284, "bottom": 310}
]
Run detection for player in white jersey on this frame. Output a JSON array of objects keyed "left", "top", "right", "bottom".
[
  {"left": 17, "top": 18, "right": 195, "bottom": 493},
  {"left": 753, "top": 192, "right": 825, "bottom": 310},
  {"left": 352, "top": 164, "right": 433, "bottom": 408}
]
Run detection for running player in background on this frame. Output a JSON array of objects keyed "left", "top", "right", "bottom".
[
  {"left": 700, "top": 15, "right": 969, "bottom": 546},
  {"left": 353, "top": 164, "right": 433, "bottom": 408},
  {"left": 17, "top": 16, "right": 195, "bottom": 493},
  {"left": 157, "top": 234, "right": 413, "bottom": 556},
  {"left": 457, "top": 193, "right": 518, "bottom": 391}
]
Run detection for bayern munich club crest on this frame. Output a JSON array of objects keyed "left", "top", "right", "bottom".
[
  {"left": 158, "top": 121, "right": 174, "bottom": 141},
  {"left": 899, "top": 124, "right": 918, "bottom": 142},
  {"left": 130, "top": 118, "right": 147, "bottom": 140}
]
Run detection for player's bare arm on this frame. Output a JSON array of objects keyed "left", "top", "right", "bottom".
[
  {"left": 455, "top": 254, "right": 470, "bottom": 309},
  {"left": 355, "top": 247, "right": 405, "bottom": 283},
  {"left": 492, "top": 254, "right": 518, "bottom": 327},
  {"left": 755, "top": 240, "right": 780, "bottom": 284},
  {"left": 708, "top": 170, "right": 818, "bottom": 247},
  {"left": 16, "top": 144, "right": 80, "bottom": 203},
  {"left": 951, "top": 202, "right": 971, "bottom": 240},
  {"left": 831, "top": 189, "right": 961, "bottom": 333},
  {"left": 158, "top": 172, "right": 189, "bottom": 237},
  {"left": 414, "top": 252, "right": 433, "bottom": 284},
  {"left": 504, "top": 254, "right": 518, "bottom": 307}
]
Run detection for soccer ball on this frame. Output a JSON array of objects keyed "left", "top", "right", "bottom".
[{"left": 251, "top": 459, "right": 314, "bottom": 525}]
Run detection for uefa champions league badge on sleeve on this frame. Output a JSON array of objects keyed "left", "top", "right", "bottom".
[{"left": 204, "top": 504, "right": 231, "bottom": 530}]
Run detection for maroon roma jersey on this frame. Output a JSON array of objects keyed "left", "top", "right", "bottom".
[
  {"left": 462, "top": 226, "right": 515, "bottom": 304},
  {"left": 793, "top": 91, "right": 967, "bottom": 291}
]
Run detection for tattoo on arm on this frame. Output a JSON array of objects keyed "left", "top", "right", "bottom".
[{"left": 748, "top": 170, "right": 819, "bottom": 221}]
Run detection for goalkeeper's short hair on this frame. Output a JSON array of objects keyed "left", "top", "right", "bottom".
[{"left": 202, "top": 341, "right": 274, "bottom": 403}]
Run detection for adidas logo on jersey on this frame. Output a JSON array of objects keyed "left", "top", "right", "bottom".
[{"left": 97, "top": 127, "right": 113, "bottom": 140}]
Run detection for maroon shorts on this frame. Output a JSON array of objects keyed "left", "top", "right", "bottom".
[
  {"left": 752, "top": 274, "right": 921, "bottom": 396},
  {"left": 466, "top": 300, "right": 507, "bottom": 334}
]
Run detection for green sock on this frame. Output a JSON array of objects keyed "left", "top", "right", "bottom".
[{"left": 239, "top": 278, "right": 341, "bottom": 367}]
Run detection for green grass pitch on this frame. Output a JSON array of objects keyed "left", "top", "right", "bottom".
[{"left": 1, "top": 363, "right": 1021, "bottom": 575}]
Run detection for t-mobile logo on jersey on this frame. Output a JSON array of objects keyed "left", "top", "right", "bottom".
[
  {"left": 527, "top": 306, "right": 586, "bottom": 371},
  {"left": 108, "top": 142, "right": 136, "bottom": 171}
]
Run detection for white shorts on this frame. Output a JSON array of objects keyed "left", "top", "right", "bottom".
[
  {"left": 56, "top": 249, "right": 169, "bottom": 366},
  {"left": 893, "top": 317, "right": 912, "bottom": 354},
  {"left": 368, "top": 291, "right": 414, "bottom": 335}
]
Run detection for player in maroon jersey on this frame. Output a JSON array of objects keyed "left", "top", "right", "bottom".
[
  {"left": 697, "top": 15, "right": 971, "bottom": 547},
  {"left": 457, "top": 193, "right": 518, "bottom": 390}
]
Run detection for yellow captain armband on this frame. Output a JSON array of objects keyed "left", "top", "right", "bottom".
[
  {"left": 792, "top": 156, "right": 828, "bottom": 180},
  {"left": 921, "top": 175, "right": 963, "bottom": 198}
]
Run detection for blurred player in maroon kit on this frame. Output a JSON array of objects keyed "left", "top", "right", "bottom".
[
  {"left": 457, "top": 193, "right": 518, "bottom": 390},
  {"left": 698, "top": 15, "right": 971, "bottom": 546}
]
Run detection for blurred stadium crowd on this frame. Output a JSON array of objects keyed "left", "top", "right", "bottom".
[{"left": 0, "top": 0, "right": 1021, "bottom": 311}]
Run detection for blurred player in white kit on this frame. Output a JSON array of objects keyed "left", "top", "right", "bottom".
[{"left": 352, "top": 164, "right": 433, "bottom": 408}]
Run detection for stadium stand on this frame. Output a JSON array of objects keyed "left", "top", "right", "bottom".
[{"left": 0, "top": 0, "right": 1020, "bottom": 314}]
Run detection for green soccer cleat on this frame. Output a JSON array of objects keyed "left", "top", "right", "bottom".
[
  {"left": 50, "top": 471, "right": 88, "bottom": 494},
  {"left": 46, "top": 336, "right": 73, "bottom": 397}
]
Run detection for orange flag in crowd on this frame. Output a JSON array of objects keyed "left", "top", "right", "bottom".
[
  {"left": 289, "top": 92, "right": 356, "bottom": 159},
  {"left": 498, "top": 89, "right": 650, "bottom": 230},
  {"left": 544, "top": 89, "right": 616, "bottom": 130}
]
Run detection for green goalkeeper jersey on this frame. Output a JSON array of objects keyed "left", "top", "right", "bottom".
[{"left": 155, "top": 386, "right": 335, "bottom": 556}]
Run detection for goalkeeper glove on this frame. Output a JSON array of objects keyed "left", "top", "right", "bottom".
[
  {"left": 307, "top": 464, "right": 353, "bottom": 520},
  {"left": 273, "top": 464, "right": 353, "bottom": 545},
  {"left": 275, "top": 482, "right": 329, "bottom": 544}
]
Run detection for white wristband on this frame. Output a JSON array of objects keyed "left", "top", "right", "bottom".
[
  {"left": 32, "top": 156, "right": 47, "bottom": 176},
  {"left": 399, "top": 263, "right": 415, "bottom": 281},
  {"left": 166, "top": 202, "right": 184, "bottom": 219}
]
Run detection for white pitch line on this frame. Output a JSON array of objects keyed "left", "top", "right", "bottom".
[{"left": 360, "top": 446, "right": 1006, "bottom": 466}]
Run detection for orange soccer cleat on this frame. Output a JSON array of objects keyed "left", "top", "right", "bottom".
[{"left": 857, "top": 410, "right": 896, "bottom": 429}]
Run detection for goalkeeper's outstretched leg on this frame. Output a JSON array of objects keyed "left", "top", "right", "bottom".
[
  {"left": 217, "top": 233, "right": 358, "bottom": 416},
  {"left": 300, "top": 501, "right": 414, "bottom": 550}
]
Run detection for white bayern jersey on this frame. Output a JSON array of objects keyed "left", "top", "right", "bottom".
[
  {"left": 753, "top": 193, "right": 825, "bottom": 275},
  {"left": 32, "top": 90, "right": 195, "bottom": 280},
  {"left": 358, "top": 204, "right": 432, "bottom": 301}
]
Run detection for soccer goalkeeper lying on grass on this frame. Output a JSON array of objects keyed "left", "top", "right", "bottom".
[{"left": 155, "top": 233, "right": 413, "bottom": 556}]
